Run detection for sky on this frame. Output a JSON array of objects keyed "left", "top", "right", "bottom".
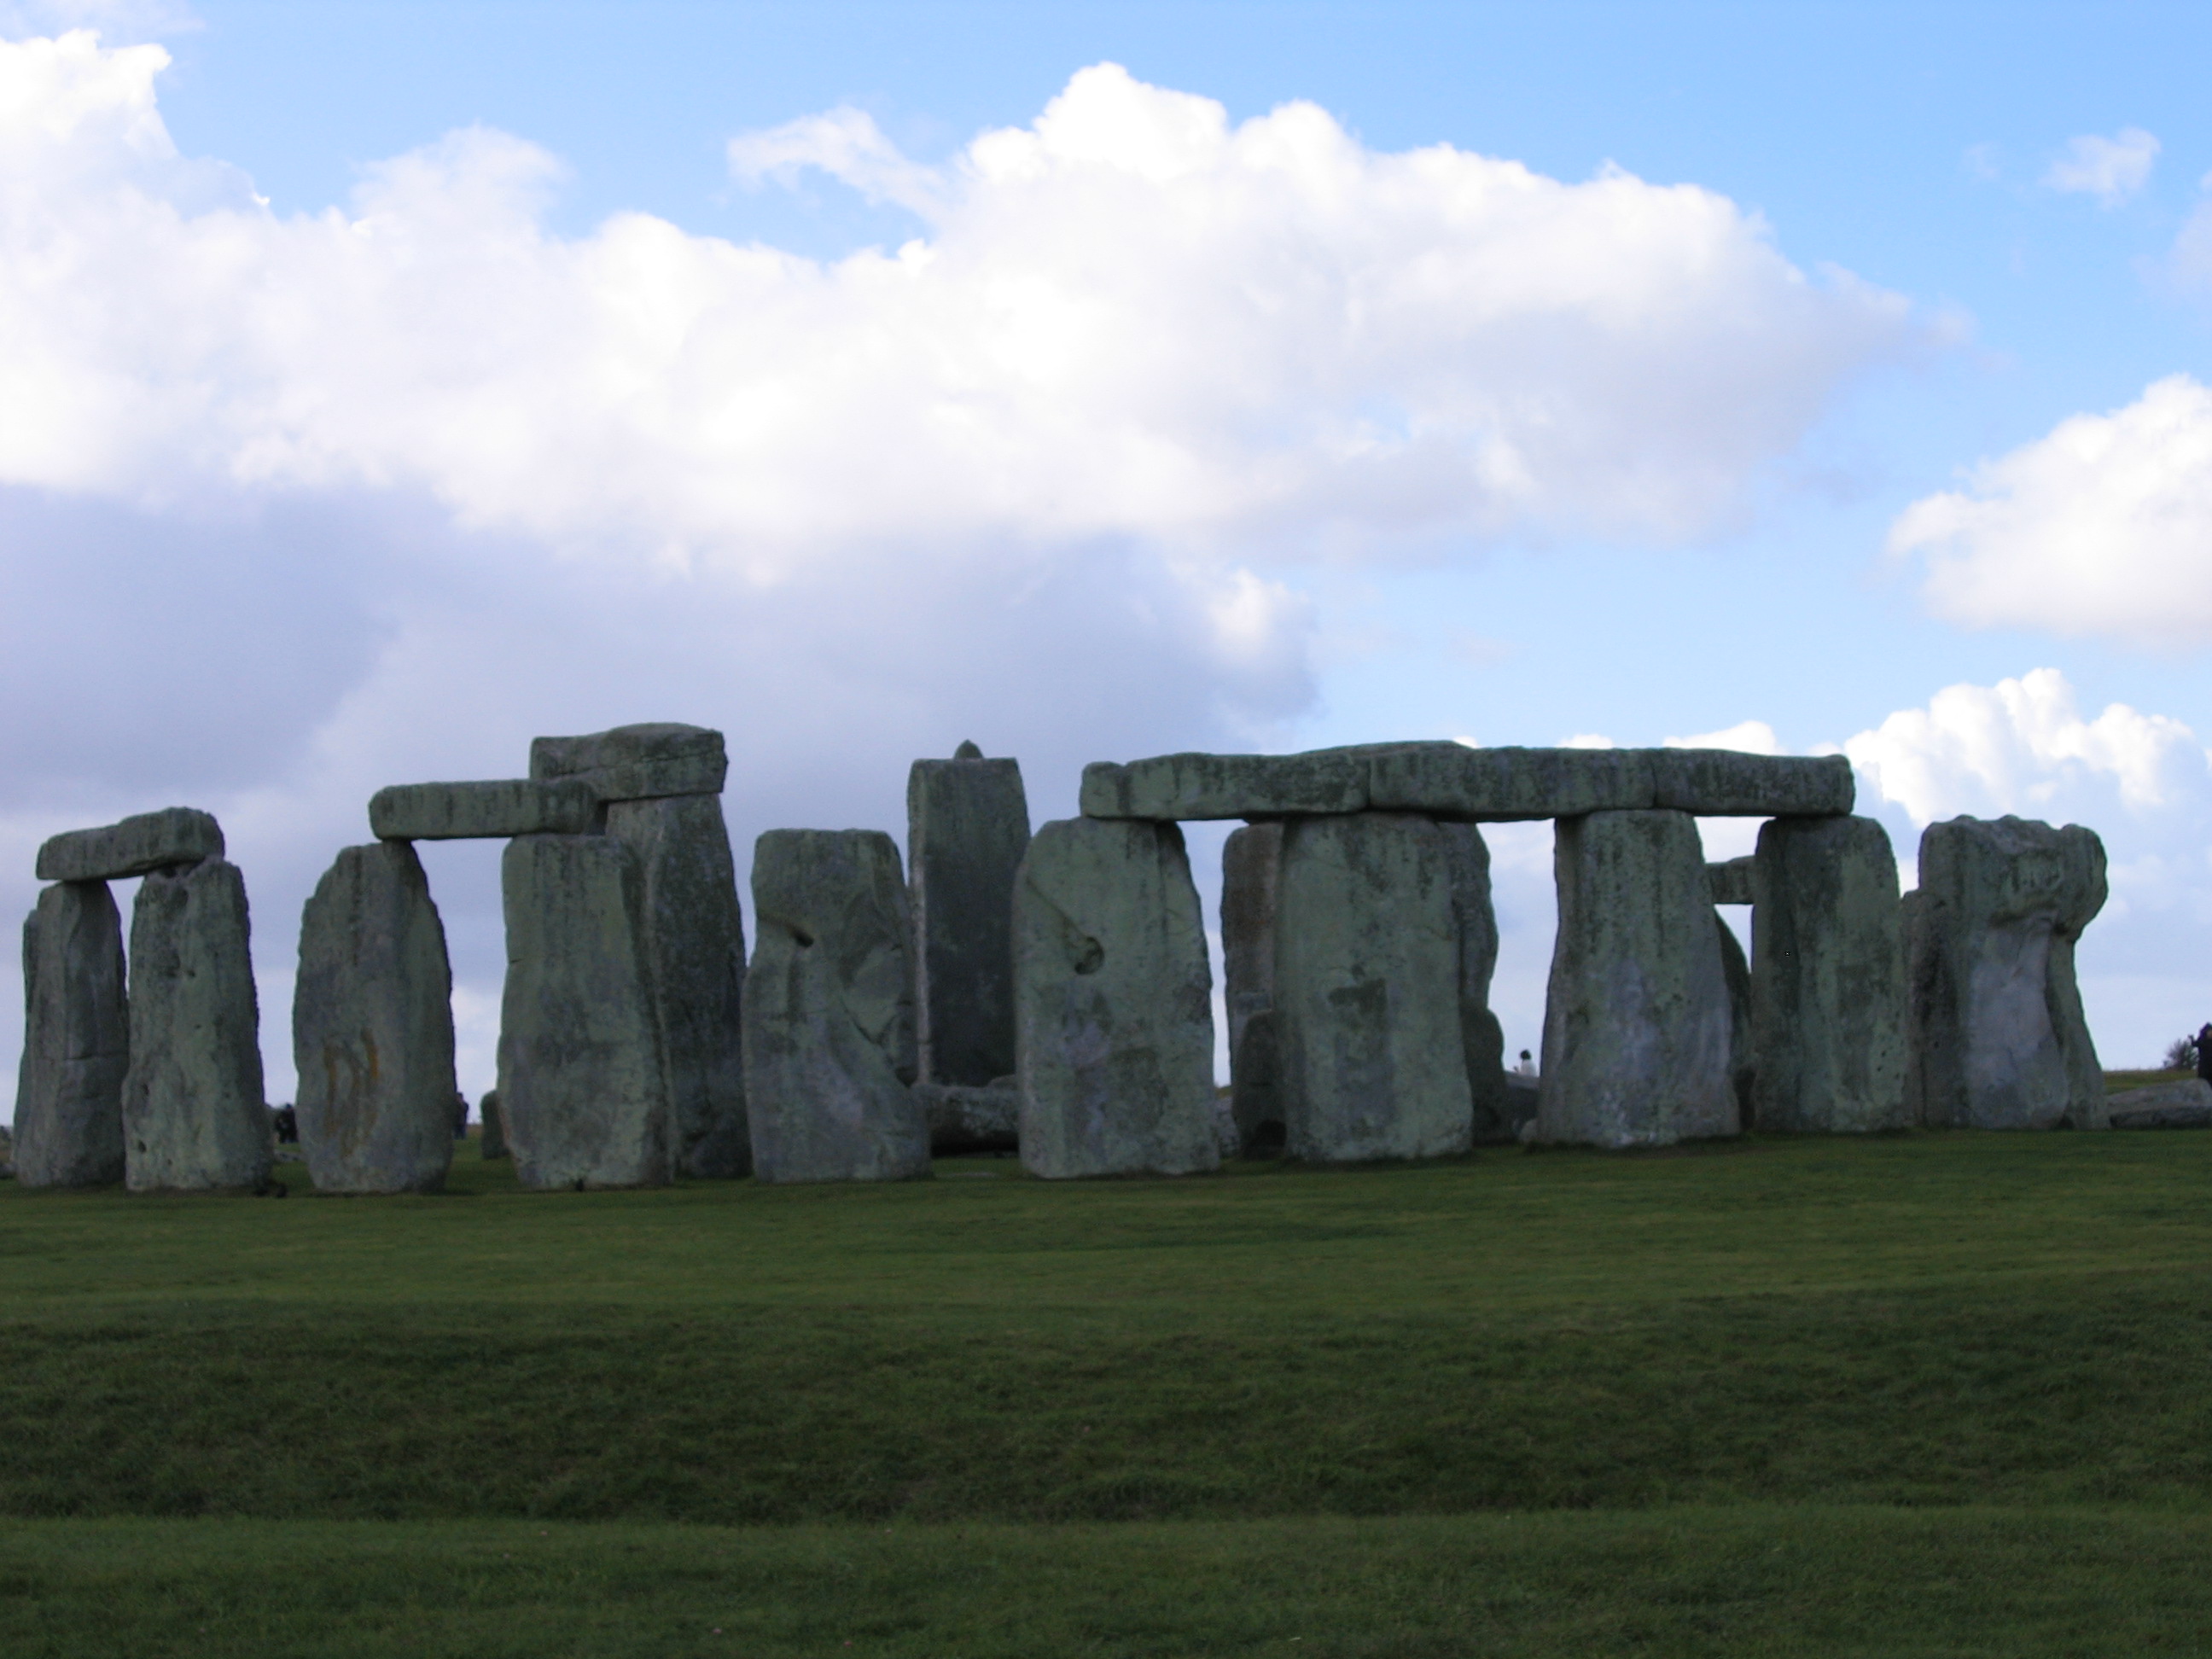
[{"left": 6, "top": 0, "right": 2212, "bottom": 1115}]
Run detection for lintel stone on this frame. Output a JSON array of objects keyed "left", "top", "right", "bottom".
[
  {"left": 37, "top": 807, "right": 224, "bottom": 882},
  {"left": 1707, "top": 857, "right": 1759, "bottom": 906},
  {"left": 370, "top": 779, "right": 599, "bottom": 841},
  {"left": 530, "top": 723, "right": 728, "bottom": 802}
]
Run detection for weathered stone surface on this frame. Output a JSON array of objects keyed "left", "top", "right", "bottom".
[
  {"left": 1715, "top": 913, "right": 1755, "bottom": 1126},
  {"left": 1275, "top": 813, "right": 1472, "bottom": 1163},
  {"left": 604, "top": 795, "right": 749, "bottom": 1178},
  {"left": 14, "top": 882, "right": 127, "bottom": 1187},
  {"left": 121, "top": 859, "right": 272, "bottom": 1192},
  {"left": 1749, "top": 816, "right": 1907, "bottom": 1134},
  {"left": 1707, "top": 857, "right": 1759, "bottom": 906},
  {"left": 1437, "top": 823, "right": 1512, "bottom": 1144},
  {"left": 915, "top": 1081, "right": 1020, "bottom": 1151},
  {"left": 1080, "top": 748, "right": 1377, "bottom": 821},
  {"left": 479, "top": 1090, "right": 508, "bottom": 1158},
  {"left": 530, "top": 723, "right": 728, "bottom": 802},
  {"left": 1503, "top": 1072, "right": 1540, "bottom": 1140},
  {"left": 498, "top": 834, "right": 672, "bottom": 1190},
  {"left": 1650, "top": 750, "right": 1854, "bottom": 817},
  {"left": 369, "top": 779, "right": 598, "bottom": 841},
  {"left": 907, "top": 748, "right": 1031, "bottom": 1086},
  {"left": 293, "top": 841, "right": 457, "bottom": 1195},
  {"left": 37, "top": 807, "right": 223, "bottom": 882},
  {"left": 743, "top": 830, "right": 928, "bottom": 1184},
  {"left": 1537, "top": 811, "right": 1737, "bottom": 1148},
  {"left": 1014, "top": 818, "right": 1218, "bottom": 1178},
  {"left": 1366, "top": 744, "right": 1656, "bottom": 821},
  {"left": 2106, "top": 1079, "right": 2212, "bottom": 1129},
  {"left": 1220, "top": 822, "right": 1284, "bottom": 1153},
  {"left": 1906, "top": 815, "right": 2107, "bottom": 1131}
]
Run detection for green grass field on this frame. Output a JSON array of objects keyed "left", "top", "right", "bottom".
[{"left": 2, "top": 1129, "right": 2208, "bottom": 1655}]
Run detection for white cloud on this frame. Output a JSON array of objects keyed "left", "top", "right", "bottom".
[
  {"left": 1663, "top": 719, "right": 1781, "bottom": 754},
  {"left": 2042, "top": 126, "right": 2160, "bottom": 204},
  {"left": 1889, "top": 375, "right": 2212, "bottom": 647}
]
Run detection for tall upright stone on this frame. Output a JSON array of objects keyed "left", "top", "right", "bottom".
[
  {"left": 1220, "top": 822, "right": 1284, "bottom": 1153},
  {"left": 1014, "top": 818, "right": 1218, "bottom": 1179},
  {"left": 1276, "top": 813, "right": 1473, "bottom": 1162},
  {"left": 603, "top": 795, "right": 750, "bottom": 1178},
  {"left": 1750, "top": 815, "right": 1908, "bottom": 1133},
  {"left": 122, "top": 859, "right": 272, "bottom": 1192},
  {"left": 1538, "top": 810, "right": 1736, "bottom": 1148},
  {"left": 293, "top": 841, "right": 458, "bottom": 1194},
  {"left": 1906, "top": 815, "right": 2107, "bottom": 1131},
  {"left": 498, "top": 834, "right": 672, "bottom": 1190},
  {"left": 14, "top": 881, "right": 128, "bottom": 1187},
  {"left": 907, "top": 745, "right": 1031, "bottom": 1086},
  {"left": 479, "top": 1089, "right": 508, "bottom": 1160},
  {"left": 744, "top": 830, "right": 929, "bottom": 1184},
  {"left": 1714, "top": 913, "right": 1755, "bottom": 1126},
  {"left": 1438, "top": 822, "right": 1512, "bottom": 1144}
]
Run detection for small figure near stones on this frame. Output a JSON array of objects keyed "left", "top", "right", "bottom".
[
  {"left": 271, "top": 1104, "right": 299, "bottom": 1144},
  {"left": 1516, "top": 1051, "right": 1535, "bottom": 1076},
  {"left": 2195, "top": 1024, "right": 2211, "bottom": 1086}
]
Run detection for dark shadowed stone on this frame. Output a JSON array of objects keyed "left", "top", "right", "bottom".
[
  {"left": 1220, "top": 822, "right": 1284, "bottom": 1154},
  {"left": 498, "top": 835, "right": 672, "bottom": 1190},
  {"left": 1650, "top": 750, "right": 1854, "bottom": 817},
  {"left": 529, "top": 723, "right": 728, "bottom": 802},
  {"left": 294, "top": 841, "right": 457, "bottom": 1195},
  {"left": 1750, "top": 815, "right": 1908, "bottom": 1133},
  {"left": 907, "top": 750, "right": 1031, "bottom": 1086},
  {"left": 369, "top": 779, "right": 598, "bottom": 841},
  {"left": 604, "top": 795, "right": 750, "bottom": 1178},
  {"left": 1014, "top": 818, "right": 1218, "bottom": 1178},
  {"left": 743, "top": 830, "right": 928, "bottom": 1184},
  {"left": 1437, "top": 822, "right": 1511, "bottom": 1144},
  {"left": 1906, "top": 815, "right": 2107, "bottom": 1131},
  {"left": 1080, "top": 748, "right": 1377, "bottom": 820},
  {"left": 479, "top": 1089, "right": 508, "bottom": 1159},
  {"left": 122, "top": 859, "right": 272, "bottom": 1192},
  {"left": 14, "top": 881, "right": 127, "bottom": 1187},
  {"left": 1365, "top": 745, "right": 1656, "bottom": 821},
  {"left": 1538, "top": 811, "right": 1736, "bottom": 1148},
  {"left": 1715, "top": 913, "right": 1755, "bottom": 1126},
  {"left": 1275, "top": 813, "right": 1472, "bottom": 1163},
  {"left": 1707, "top": 857, "right": 1759, "bottom": 906},
  {"left": 2106, "top": 1079, "right": 2212, "bottom": 1129},
  {"left": 37, "top": 807, "right": 223, "bottom": 882},
  {"left": 915, "top": 1081, "right": 1021, "bottom": 1151}
]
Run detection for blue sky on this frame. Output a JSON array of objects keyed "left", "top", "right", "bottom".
[{"left": 5, "top": 0, "right": 2212, "bottom": 1106}]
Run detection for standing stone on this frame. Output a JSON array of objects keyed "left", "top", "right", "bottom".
[
  {"left": 1906, "top": 815, "right": 2106, "bottom": 1131},
  {"left": 498, "top": 834, "right": 672, "bottom": 1190},
  {"left": 744, "top": 830, "right": 928, "bottom": 1183},
  {"left": 1714, "top": 914, "right": 1755, "bottom": 1126},
  {"left": 14, "top": 882, "right": 128, "bottom": 1187},
  {"left": 1538, "top": 811, "right": 1736, "bottom": 1148},
  {"left": 907, "top": 746, "right": 1031, "bottom": 1086},
  {"left": 604, "top": 795, "right": 750, "bottom": 1178},
  {"left": 1438, "top": 823, "right": 1512, "bottom": 1144},
  {"left": 480, "top": 1089, "right": 508, "bottom": 1160},
  {"left": 293, "top": 841, "right": 458, "bottom": 1194},
  {"left": 1750, "top": 815, "right": 1908, "bottom": 1134},
  {"left": 1276, "top": 813, "right": 1473, "bottom": 1162},
  {"left": 1220, "top": 822, "right": 1284, "bottom": 1153},
  {"left": 122, "top": 859, "right": 272, "bottom": 1192},
  {"left": 1015, "top": 818, "right": 1219, "bottom": 1179}
]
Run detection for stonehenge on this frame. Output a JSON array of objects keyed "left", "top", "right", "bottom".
[
  {"left": 1220, "top": 823, "right": 1284, "bottom": 1152},
  {"left": 15, "top": 880, "right": 128, "bottom": 1187}
]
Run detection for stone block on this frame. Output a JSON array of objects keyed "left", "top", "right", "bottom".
[
  {"left": 1437, "top": 822, "right": 1512, "bottom": 1145},
  {"left": 915, "top": 1081, "right": 1021, "bottom": 1151},
  {"left": 1014, "top": 818, "right": 1219, "bottom": 1178},
  {"left": 1906, "top": 815, "right": 2107, "bottom": 1131},
  {"left": 1649, "top": 750, "right": 1854, "bottom": 816},
  {"left": 1080, "top": 748, "right": 1377, "bottom": 821},
  {"left": 529, "top": 722, "right": 728, "bottom": 802},
  {"left": 1365, "top": 744, "right": 1656, "bottom": 820},
  {"left": 1538, "top": 810, "right": 1737, "bottom": 1147},
  {"left": 480, "top": 1089, "right": 508, "bottom": 1159},
  {"left": 1707, "top": 856, "right": 1759, "bottom": 906},
  {"left": 1715, "top": 912, "right": 1755, "bottom": 1126},
  {"left": 1220, "top": 822, "right": 1284, "bottom": 1153},
  {"left": 1276, "top": 812, "right": 1474, "bottom": 1161},
  {"left": 907, "top": 748, "right": 1031, "bottom": 1086},
  {"left": 743, "top": 830, "right": 928, "bottom": 1184},
  {"left": 1749, "top": 816, "right": 1908, "bottom": 1133},
  {"left": 368, "top": 779, "right": 598, "bottom": 841},
  {"left": 37, "top": 807, "right": 223, "bottom": 882},
  {"left": 604, "top": 795, "right": 750, "bottom": 1178},
  {"left": 13, "top": 881, "right": 128, "bottom": 1187},
  {"left": 2106, "top": 1079, "right": 2212, "bottom": 1129},
  {"left": 293, "top": 841, "right": 458, "bottom": 1194},
  {"left": 122, "top": 859, "right": 272, "bottom": 1192},
  {"left": 498, "top": 834, "right": 672, "bottom": 1189}
]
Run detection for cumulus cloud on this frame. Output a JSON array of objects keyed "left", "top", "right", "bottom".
[
  {"left": 2042, "top": 127, "right": 2160, "bottom": 204},
  {"left": 1889, "top": 375, "right": 2212, "bottom": 647}
]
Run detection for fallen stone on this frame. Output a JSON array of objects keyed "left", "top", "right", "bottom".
[
  {"left": 368, "top": 779, "right": 599, "bottom": 841},
  {"left": 743, "top": 830, "right": 929, "bottom": 1184},
  {"left": 1080, "top": 747, "right": 1379, "bottom": 820},
  {"left": 498, "top": 834, "right": 672, "bottom": 1190},
  {"left": 293, "top": 841, "right": 458, "bottom": 1195},
  {"left": 1650, "top": 750, "right": 1854, "bottom": 816},
  {"left": 604, "top": 794, "right": 750, "bottom": 1178},
  {"left": 1749, "top": 815, "right": 1908, "bottom": 1134},
  {"left": 1437, "top": 822, "right": 1512, "bottom": 1144},
  {"left": 1365, "top": 744, "right": 1656, "bottom": 821},
  {"left": 915, "top": 1081, "right": 1020, "bottom": 1151},
  {"left": 1707, "top": 856, "right": 1759, "bottom": 906},
  {"left": 2105, "top": 1078, "right": 2212, "bottom": 1129},
  {"left": 1906, "top": 815, "right": 2107, "bottom": 1131},
  {"left": 907, "top": 748, "right": 1031, "bottom": 1087},
  {"left": 1220, "top": 822, "right": 1284, "bottom": 1154},
  {"left": 530, "top": 723, "right": 728, "bottom": 802},
  {"left": 1538, "top": 810, "right": 1737, "bottom": 1148},
  {"left": 13, "top": 881, "right": 128, "bottom": 1187},
  {"left": 1272, "top": 812, "right": 1472, "bottom": 1162},
  {"left": 480, "top": 1089, "right": 508, "bottom": 1159},
  {"left": 1014, "top": 818, "right": 1219, "bottom": 1178},
  {"left": 122, "top": 859, "right": 272, "bottom": 1192},
  {"left": 37, "top": 807, "right": 223, "bottom": 882}
]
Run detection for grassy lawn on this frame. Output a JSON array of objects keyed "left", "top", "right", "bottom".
[{"left": 1, "top": 1131, "right": 2207, "bottom": 1652}]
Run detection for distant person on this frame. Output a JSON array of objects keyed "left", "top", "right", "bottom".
[
  {"left": 271, "top": 1104, "right": 298, "bottom": 1144},
  {"left": 2197, "top": 1024, "right": 2211, "bottom": 1085},
  {"left": 453, "top": 1091, "right": 469, "bottom": 1139},
  {"left": 1516, "top": 1049, "right": 1535, "bottom": 1076}
]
